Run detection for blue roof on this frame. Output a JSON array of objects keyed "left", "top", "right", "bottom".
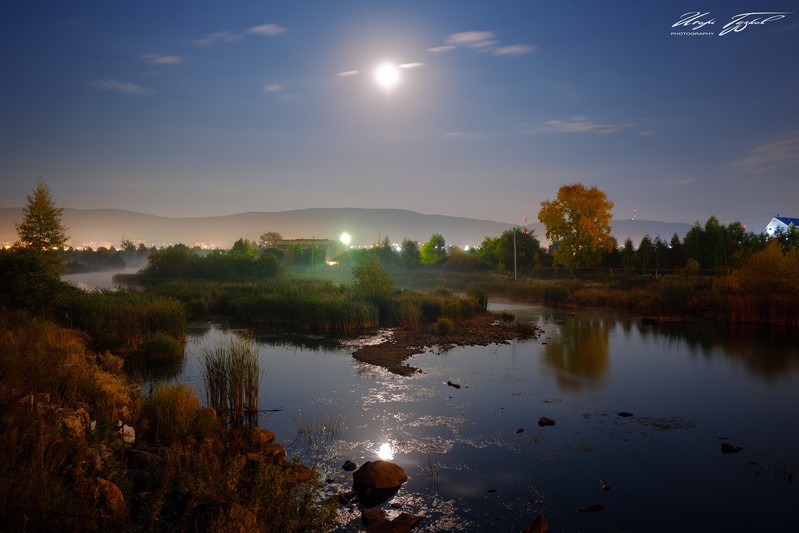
[{"left": 774, "top": 216, "right": 799, "bottom": 226}]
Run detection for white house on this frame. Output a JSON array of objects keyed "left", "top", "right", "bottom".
[{"left": 765, "top": 216, "right": 799, "bottom": 237}]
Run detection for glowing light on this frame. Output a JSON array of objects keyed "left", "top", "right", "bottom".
[
  {"left": 375, "top": 64, "right": 399, "bottom": 90},
  {"left": 377, "top": 442, "right": 394, "bottom": 460},
  {"left": 340, "top": 232, "right": 352, "bottom": 246}
]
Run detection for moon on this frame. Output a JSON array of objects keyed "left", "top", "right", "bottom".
[{"left": 375, "top": 64, "right": 399, "bottom": 90}]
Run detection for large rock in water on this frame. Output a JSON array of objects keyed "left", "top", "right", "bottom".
[
  {"left": 353, "top": 460, "right": 408, "bottom": 490},
  {"left": 352, "top": 460, "right": 408, "bottom": 507}
]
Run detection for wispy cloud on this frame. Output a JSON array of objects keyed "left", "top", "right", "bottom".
[
  {"left": 89, "top": 79, "right": 154, "bottom": 95},
  {"left": 731, "top": 132, "right": 799, "bottom": 174},
  {"left": 190, "top": 31, "right": 242, "bottom": 46},
  {"left": 430, "top": 30, "right": 535, "bottom": 56},
  {"left": 494, "top": 44, "right": 537, "bottom": 56},
  {"left": 428, "top": 45, "right": 455, "bottom": 53},
  {"left": 140, "top": 53, "right": 184, "bottom": 65},
  {"left": 447, "top": 30, "right": 496, "bottom": 47},
  {"left": 336, "top": 70, "right": 360, "bottom": 77},
  {"left": 541, "top": 117, "right": 620, "bottom": 134},
  {"left": 247, "top": 23, "right": 287, "bottom": 36},
  {"left": 262, "top": 83, "right": 283, "bottom": 93},
  {"left": 399, "top": 62, "right": 425, "bottom": 69}
]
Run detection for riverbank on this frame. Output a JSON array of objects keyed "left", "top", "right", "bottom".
[{"left": 351, "top": 312, "right": 541, "bottom": 375}]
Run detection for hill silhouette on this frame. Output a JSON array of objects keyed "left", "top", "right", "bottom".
[{"left": 0, "top": 207, "right": 691, "bottom": 249}]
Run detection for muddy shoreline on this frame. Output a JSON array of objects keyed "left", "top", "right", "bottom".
[{"left": 350, "top": 313, "right": 540, "bottom": 376}]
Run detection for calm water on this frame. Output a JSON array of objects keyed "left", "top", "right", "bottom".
[{"left": 148, "top": 304, "right": 799, "bottom": 532}]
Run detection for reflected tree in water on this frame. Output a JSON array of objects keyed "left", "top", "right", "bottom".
[{"left": 541, "top": 317, "right": 610, "bottom": 389}]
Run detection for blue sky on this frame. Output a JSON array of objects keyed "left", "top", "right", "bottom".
[{"left": 2, "top": 1, "right": 797, "bottom": 231}]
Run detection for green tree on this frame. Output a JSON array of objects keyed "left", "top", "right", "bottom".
[
  {"left": 478, "top": 228, "right": 542, "bottom": 273},
  {"left": 15, "top": 179, "right": 69, "bottom": 250},
  {"left": 538, "top": 183, "right": 614, "bottom": 268},
  {"left": 420, "top": 233, "right": 446, "bottom": 265},
  {"left": 258, "top": 231, "right": 282, "bottom": 248},
  {"left": 400, "top": 238, "right": 421, "bottom": 268}
]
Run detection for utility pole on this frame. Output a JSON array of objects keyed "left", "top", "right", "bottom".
[{"left": 513, "top": 228, "right": 517, "bottom": 281}]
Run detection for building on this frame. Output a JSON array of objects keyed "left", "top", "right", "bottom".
[{"left": 765, "top": 216, "right": 799, "bottom": 238}]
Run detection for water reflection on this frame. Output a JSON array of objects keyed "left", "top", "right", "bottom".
[
  {"left": 539, "top": 315, "right": 610, "bottom": 389},
  {"left": 165, "top": 310, "right": 799, "bottom": 532}
]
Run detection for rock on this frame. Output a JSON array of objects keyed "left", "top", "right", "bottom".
[
  {"left": 262, "top": 442, "right": 287, "bottom": 459},
  {"left": 515, "top": 427, "right": 524, "bottom": 434},
  {"left": 577, "top": 502, "right": 605, "bottom": 513},
  {"left": 57, "top": 406, "right": 91, "bottom": 441},
  {"left": 538, "top": 416, "right": 556, "bottom": 427},
  {"left": 362, "top": 508, "right": 424, "bottom": 533},
  {"left": 523, "top": 513, "right": 549, "bottom": 533},
  {"left": 343, "top": 459, "right": 358, "bottom": 471},
  {"left": 84, "top": 477, "right": 127, "bottom": 529},
  {"left": 353, "top": 460, "right": 408, "bottom": 491},
  {"left": 721, "top": 442, "right": 743, "bottom": 454},
  {"left": 617, "top": 411, "right": 634, "bottom": 417},
  {"left": 192, "top": 501, "right": 258, "bottom": 533},
  {"left": 600, "top": 479, "right": 611, "bottom": 491},
  {"left": 446, "top": 380, "right": 461, "bottom": 389},
  {"left": 115, "top": 421, "right": 135, "bottom": 446},
  {"left": 229, "top": 425, "right": 276, "bottom": 447},
  {"left": 352, "top": 460, "right": 408, "bottom": 507}
]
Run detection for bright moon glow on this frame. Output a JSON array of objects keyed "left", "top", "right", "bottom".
[
  {"left": 377, "top": 442, "right": 394, "bottom": 460},
  {"left": 340, "top": 232, "right": 352, "bottom": 246},
  {"left": 375, "top": 64, "right": 399, "bottom": 89}
]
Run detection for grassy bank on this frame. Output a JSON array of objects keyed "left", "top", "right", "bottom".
[{"left": 0, "top": 311, "right": 336, "bottom": 531}]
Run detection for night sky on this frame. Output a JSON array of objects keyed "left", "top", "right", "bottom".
[{"left": 2, "top": 1, "right": 797, "bottom": 231}]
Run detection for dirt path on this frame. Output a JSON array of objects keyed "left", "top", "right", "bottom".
[{"left": 351, "top": 313, "right": 541, "bottom": 376}]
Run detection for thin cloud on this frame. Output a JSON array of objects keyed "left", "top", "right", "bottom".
[
  {"left": 336, "top": 70, "right": 360, "bottom": 77},
  {"left": 140, "top": 53, "right": 184, "bottom": 65},
  {"left": 731, "top": 133, "right": 799, "bottom": 174},
  {"left": 447, "top": 30, "right": 496, "bottom": 46},
  {"left": 89, "top": 79, "right": 154, "bottom": 95},
  {"left": 190, "top": 31, "right": 242, "bottom": 46},
  {"left": 494, "top": 44, "right": 537, "bottom": 56},
  {"left": 429, "top": 45, "right": 455, "bottom": 53},
  {"left": 399, "top": 62, "right": 425, "bottom": 69},
  {"left": 432, "top": 30, "right": 535, "bottom": 57},
  {"left": 542, "top": 117, "right": 620, "bottom": 134},
  {"left": 247, "top": 23, "right": 287, "bottom": 36},
  {"left": 262, "top": 83, "right": 283, "bottom": 93}
]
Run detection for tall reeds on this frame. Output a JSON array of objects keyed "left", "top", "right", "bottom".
[{"left": 201, "top": 336, "right": 261, "bottom": 426}]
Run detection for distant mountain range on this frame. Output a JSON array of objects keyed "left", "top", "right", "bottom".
[{"left": 0, "top": 207, "right": 692, "bottom": 249}]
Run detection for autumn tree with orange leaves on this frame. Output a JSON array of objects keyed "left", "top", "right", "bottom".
[{"left": 538, "top": 183, "right": 614, "bottom": 268}]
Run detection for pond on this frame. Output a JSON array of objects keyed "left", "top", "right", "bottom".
[{"left": 147, "top": 303, "right": 799, "bottom": 532}]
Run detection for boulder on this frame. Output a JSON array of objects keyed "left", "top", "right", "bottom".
[
  {"left": 84, "top": 477, "right": 127, "bottom": 529},
  {"left": 352, "top": 460, "right": 408, "bottom": 507},
  {"left": 362, "top": 508, "right": 424, "bottom": 533},
  {"left": 229, "top": 426, "right": 276, "bottom": 447},
  {"left": 538, "top": 416, "right": 556, "bottom": 427},
  {"left": 343, "top": 459, "right": 358, "bottom": 471},
  {"left": 721, "top": 442, "right": 743, "bottom": 454},
  {"left": 353, "top": 460, "right": 408, "bottom": 491}
]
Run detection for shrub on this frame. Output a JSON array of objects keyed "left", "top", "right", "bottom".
[
  {"left": 141, "top": 332, "right": 184, "bottom": 359},
  {"left": 437, "top": 317, "right": 454, "bottom": 335}
]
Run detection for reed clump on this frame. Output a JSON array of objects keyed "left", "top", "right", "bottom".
[{"left": 201, "top": 336, "right": 261, "bottom": 427}]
